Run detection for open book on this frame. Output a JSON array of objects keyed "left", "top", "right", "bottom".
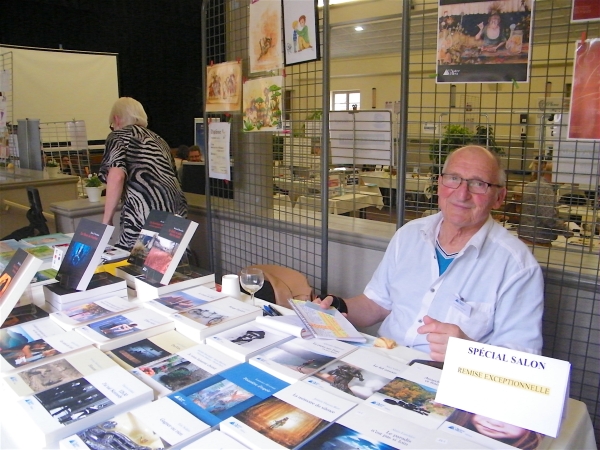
[{"left": 288, "top": 299, "right": 366, "bottom": 343}]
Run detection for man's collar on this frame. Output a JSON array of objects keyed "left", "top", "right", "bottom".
[{"left": 421, "top": 213, "right": 494, "bottom": 258}]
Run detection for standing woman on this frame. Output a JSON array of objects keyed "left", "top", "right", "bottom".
[{"left": 99, "top": 97, "right": 187, "bottom": 250}]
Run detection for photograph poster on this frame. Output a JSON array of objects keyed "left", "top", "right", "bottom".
[
  {"left": 568, "top": 38, "right": 600, "bottom": 140},
  {"left": 437, "top": 0, "right": 533, "bottom": 83},
  {"left": 242, "top": 75, "right": 284, "bottom": 132},
  {"left": 249, "top": 0, "right": 284, "bottom": 73},
  {"left": 208, "top": 121, "right": 232, "bottom": 181},
  {"left": 205, "top": 61, "right": 242, "bottom": 113},
  {"left": 571, "top": 0, "right": 600, "bottom": 22},
  {"left": 283, "top": 0, "right": 320, "bottom": 66}
]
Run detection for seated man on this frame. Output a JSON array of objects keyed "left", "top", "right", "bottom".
[
  {"left": 317, "top": 146, "right": 543, "bottom": 361},
  {"left": 187, "top": 145, "right": 203, "bottom": 162}
]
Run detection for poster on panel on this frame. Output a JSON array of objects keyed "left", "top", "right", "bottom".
[
  {"left": 208, "top": 122, "right": 232, "bottom": 181},
  {"left": 243, "top": 76, "right": 284, "bottom": 132},
  {"left": 205, "top": 61, "right": 242, "bottom": 113},
  {"left": 571, "top": 0, "right": 600, "bottom": 22},
  {"left": 282, "top": 0, "right": 320, "bottom": 66},
  {"left": 436, "top": 0, "right": 533, "bottom": 83},
  {"left": 568, "top": 39, "right": 600, "bottom": 140},
  {"left": 249, "top": 0, "right": 284, "bottom": 74}
]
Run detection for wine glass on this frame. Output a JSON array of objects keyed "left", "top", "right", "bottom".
[{"left": 240, "top": 268, "right": 265, "bottom": 306}]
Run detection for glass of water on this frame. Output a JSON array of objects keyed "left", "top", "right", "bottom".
[{"left": 240, "top": 268, "right": 265, "bottom": 306}]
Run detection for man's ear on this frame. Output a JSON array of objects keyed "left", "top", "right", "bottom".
[{"left": 493, "top": 186, "right": 507, "bottom": 209}]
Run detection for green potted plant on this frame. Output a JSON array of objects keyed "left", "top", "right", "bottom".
[
  {"left": 46, "top": 159, "right": 61, "bottom": 177},
  {"left": 84, "top": 173, "right": 104, "bottom": 202}
]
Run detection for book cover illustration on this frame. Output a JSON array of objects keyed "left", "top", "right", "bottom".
[
  {"left": 56, "top": 219, "right": 114, "bottom": 291},
  {"left": 3, "top": 347, "right": 116, "bottom": 398},
  {"left": 169, "top": 362, "right": 289, "bottom": 427},
  {"left": 142, "top": 215, "right": 198, "bottom": 284},
  {"left": 440, "top": 408, "right": 548, "bottom": 450},
  {"left": 51, "top": 297, "right": 136, "bottom": 328},
  {"left": 65, "top": 397, "right": 210, "bottom": 450},
  {"left": 31, "top": 268, "right": 58, "bottom": 285},
  {"left": 138, "top": 353, "right": 213, "bottom": 393},
  {"left": 250, "top": 337, "right": 355, "bottom": 383},
  {"left": 2, "top": 304, "right": 49, "bottom": 329},
  {"left": 0, "top": 248, "right": 28, "bottom": 299},
  {"left": 0, "top": 330, "right": 91, "bottom": 370},
  {"left": 128, "top": 210, "right": 170, "bottom": 267},
  {"left": 222, "top": 382, "right": 356, "bottom": 449},
  {"left": 366, "top": 364, "right": 454, "bottom": 430},
  {"left": 133, "top": 344, "right": 239, "bottom": 397},
  {"left": 23, "top": 245, "right": 55, "bottom": 260},
  {"left": 0, "top": 319, "right": 64, "bottom": 349},
  {"left": 305, "top": 347, "right": 409, "bottom": 402},
  {"left": 106, "top": 330, "right": 198, "bottom": 370},
  {"left": 85, "top": 314, "right": 141, "bottom": 340},
  {"left": 146, "top": 289, "right": 211, "bottom": 315},
  {"left": 34, "top": 377, "right": 115, "bottom": 426},
  {"left": 0, "top": 238, "right": 33, "bottom": 254}
]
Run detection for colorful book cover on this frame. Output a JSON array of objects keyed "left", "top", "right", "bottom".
[
  {"left": 106, "top": 330, "right": 198, "bottom": 371},
  {"left": 21, "top": 233, "right": 73, "bottom": 247},
  {"left": 144, "top": 285, "right": 225, "bottom": 316},
  {"left": 142, "top": 215, "right": 198, "bottom": 285},
  {"left": 55, "top": 219, "right": 114, "bottom": 291},
  {"left": 0, "top": 249, "right": 43, "bottom": 325},
  {"left": 1, "top": 304, "right": 49, "bottom": 329},
  {"left": 131, "top": 343, "right": 239, "bottom": 397},
  {"left": 128, "top": 210, "right": 170, "bottom": 267},
  {"left": 50, "top": 297, "right": 137, "bottom": 330},
  {"left": 168, "top": 362, "right": 289, "bottom": 427},
  {"left": 220, "top": 382, "right": 356, "bottom": 449},
  {"left": 0, "top": 318, "right": 65, "bottom": 349}
]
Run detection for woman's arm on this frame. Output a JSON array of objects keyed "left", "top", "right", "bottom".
[{"left": 102, "top": 167, "right": 126, "bottom": 226}]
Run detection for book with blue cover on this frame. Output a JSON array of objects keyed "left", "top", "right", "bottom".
[{"left": 168, "top": 362, "right": 289, "bottom": 427}]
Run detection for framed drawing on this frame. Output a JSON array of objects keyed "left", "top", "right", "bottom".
[
  {"left": 283, "top": 0, "right": 320, "bottom": 66},
  {"left": 243, "top": 76, "right": 284, "bottom": 132},
  {"left": 249, "top": 0, "right": 284, "bottom": 74},
  {"left": 205, "top": 61, "right": 242, "bottom": 113}
]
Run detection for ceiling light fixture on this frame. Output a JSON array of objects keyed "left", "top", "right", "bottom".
[{"left": 355, "top": 26, "right": 364, "bottom": 31}]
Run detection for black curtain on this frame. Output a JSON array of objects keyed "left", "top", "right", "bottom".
[{"left": 0, "top": 0, "right": 204, "bottom": 147}]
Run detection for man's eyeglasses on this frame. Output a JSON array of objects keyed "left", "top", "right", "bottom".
[{"left": 440, "top": 173, "right": 503, "bottom": 194}]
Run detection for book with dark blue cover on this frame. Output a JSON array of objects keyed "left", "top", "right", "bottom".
[
  {"left": 55, "top": 219, "right": 114, "bottom": 291},
  {"left": 168, "top": 362, "right": 289, "bottom": 427}
]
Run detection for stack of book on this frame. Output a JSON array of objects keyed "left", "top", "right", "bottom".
[{"left": 43, "top": 272, "right": 128, "bottom": 311}]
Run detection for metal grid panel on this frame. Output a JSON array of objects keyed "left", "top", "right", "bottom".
[
  {"left": 203, "top": 0, "right": 324, "bottom": 293},
  {"left": 0, "top": 51, "right": 16, "bottom": 166}
]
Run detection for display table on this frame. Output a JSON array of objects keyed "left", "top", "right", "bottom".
[
  {"left": 0, "top": 168, "right": 79, "bottom": 236},
  {"left": 0, "top": 284, "right": 596, "bottom": 449}
]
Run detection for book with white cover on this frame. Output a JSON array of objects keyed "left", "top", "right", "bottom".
[
  {"left": 298, "top": 404, "right": 483, "bottom": 450},
  {"left": 168, "top": 362, "right": 289, "bottom": 427},
  {"left": 365, "top": 362, "right": 455, "bottom": 430},
  {"left": 183, "top": 430, "right": 249, "bottom": 450},
  {"left": 0, "top": 318, "right": 69, "bottom": 348},
  {"left": 50, "top": 297, "right": 137, "bottom": 330},
  {"left": 171, "top": 297, "right": 262, "bottom": 342},
  {"left": 220, "top": 381, "right": 356, "bottom": 450},
  {"left": 0, "top": 329, "right": 93, "bottom": 373},
  {"left": 0, "top": 248, "right": 43, "bottom": 324},
  {"left": 303, "top": 347, "right": 410, "bottom": 403},
  {"left": 21, "top": 233, "right": 73, "bottom": 247},
  {"left": 142, "top": 214, "right": 198, "bottom": 285},
  {"left": 249, "top": 336, "right": 356, "bottom": 384},
  {"left": 59, "top": 396, "right": 211, "bottom": 450},
  {"left": 255, "top": 314, "right": 312, "bottom": 338},
  {"left": 134, "top": 268, "right": 215, "bottom": 301},
  {"left": 75, "top": 308, "right": 175, "bottom": 351},
  {"left": 55, "top": 218, "right": 114, "bottom": 291},
  {"left": 5, "top": 365, "right": 152, "bottom": 449},
  {"left": 131, "top": 343, "right": 239, "bottom": 398},
  {"left": 2, "top": 347, "right": 117, "bottom": 400},
  {"left": 44, "top": 272, "right": 127, "bottom": 306},
  {"left": 206, "top": 320, "right": 294, "bottom": 362},
  {"left": 143, "top": 284, "right": 226, "bottom": 316}
]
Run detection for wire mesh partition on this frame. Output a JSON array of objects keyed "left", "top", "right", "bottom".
[
  {"left": 0, "top": 51, "right": 16, "bottom": 166},
  {"left": 202, "top": 0, "right": 325, "bottom": 294},
  {"left": 203, "top": 0, "right": 600, "bottom": 437}
]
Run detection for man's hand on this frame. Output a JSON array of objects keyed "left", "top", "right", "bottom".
[
  {"left": 313, "top": 295, "right": 334, "bottom": 309},
  {"left": 417, "top": 315, "right": 472, "bottom": 361}
]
